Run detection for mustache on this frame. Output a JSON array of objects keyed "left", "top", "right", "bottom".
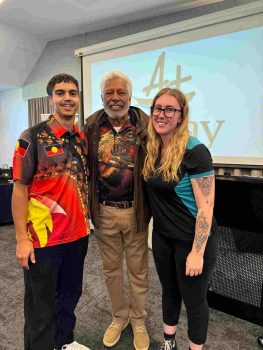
[{"left": 108, "top": 102, "right": 124, "bottom": 107}]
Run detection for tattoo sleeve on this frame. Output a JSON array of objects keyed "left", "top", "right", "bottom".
[
  {"left": 195, "top": 176, "right": 213, "bottom": 204},
  {"left": 195, "top": 210, "right": 209, "bottom": 252}
]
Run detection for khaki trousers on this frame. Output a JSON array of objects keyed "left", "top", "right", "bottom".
[{"left": 95, "top": 204, "right": 148, "bottom": 325}]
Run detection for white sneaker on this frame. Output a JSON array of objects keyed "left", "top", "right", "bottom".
[{"left": 61, "top": 341, "right": 91, "bottom": 349}]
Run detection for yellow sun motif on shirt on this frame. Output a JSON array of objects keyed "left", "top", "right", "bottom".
[{"left": 51, "top": 146, "right": 58, "bottom": 153}]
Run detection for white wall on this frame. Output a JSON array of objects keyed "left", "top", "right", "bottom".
[
  {"left": 0, "top": 23, "right": 46, "bottom": 90},
  {"left": 22, "top": 34, "right": 83, "bottom": 99},
  {"left": 0, "top": 88, "right": 28, "bottom": 166}
]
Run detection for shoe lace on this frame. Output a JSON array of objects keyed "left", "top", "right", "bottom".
[
  {"left": 135, "top": 325, "right": 146, "bottom": 334},
  {"left": 160, "top": 339, "right": 176, "bottom": 350}
]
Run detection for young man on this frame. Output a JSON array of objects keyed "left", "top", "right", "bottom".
[
  {"left": 12, "top": 73, "right": 91, "bottom": 350},
  {"left": 84, "top": 71, "right": 150, "bottom": 350}
]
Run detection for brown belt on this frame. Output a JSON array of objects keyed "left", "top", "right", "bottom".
[{"left": 100, "top": 200, "right": 133, "bottom": 209}]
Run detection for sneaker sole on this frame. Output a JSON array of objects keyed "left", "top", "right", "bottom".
[
  {"left": 133, "top": 339, "right": 149, "bottom": 350},
  {"left": 103, "top": 320, "right": 129, "bottom": 347}
]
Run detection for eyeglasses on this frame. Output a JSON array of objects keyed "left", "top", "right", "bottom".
[{"left": 151, "top": 106, "right": 182, "bottom": 118}]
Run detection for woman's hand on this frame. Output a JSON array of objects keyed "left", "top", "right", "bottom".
[{"left": 185, "top": 250, "right": 204, "bottom": 276}]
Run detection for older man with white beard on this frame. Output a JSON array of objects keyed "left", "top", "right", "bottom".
[{"left": 84, "top": 71, "right": 150, "bottom": 350}]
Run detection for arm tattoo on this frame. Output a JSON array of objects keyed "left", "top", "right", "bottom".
[
  {"left": 195, "top": 176, "right": 213, "bottom": 203},
  {"left": 195, "top": 211, "right": 209, "bottom": 252}
]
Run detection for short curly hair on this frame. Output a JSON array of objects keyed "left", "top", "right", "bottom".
[
  {"left": 46, "top": 73, "right": 79, "bottom": 96},
  {"left": 100, "top": 70, "right": 132, "bottom": 97}
]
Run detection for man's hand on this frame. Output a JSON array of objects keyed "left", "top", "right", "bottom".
[
  {"left": 16, "top": 239, "right": 35, "bottom": 270},
  {"left": 12, "top": 182, "right": 34, "bottom": 269},
  {"left": 185, "top": 250, "right": 204, "bottom": 277}
]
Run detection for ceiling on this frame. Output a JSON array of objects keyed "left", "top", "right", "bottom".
[
  {"left": 0, "top": 0, "right": 224, "bottom": 92},
  {"left": 0, "top": 0, "right": 224, "bottom": 41}
]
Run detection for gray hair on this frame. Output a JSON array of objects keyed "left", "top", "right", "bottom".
[{"left": 100, "top": 70, "right": 132, "bottom": 97}]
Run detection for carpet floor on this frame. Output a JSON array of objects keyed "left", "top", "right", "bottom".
[{"left": 0, "top": 224, "right": 261, "bottom": 350}]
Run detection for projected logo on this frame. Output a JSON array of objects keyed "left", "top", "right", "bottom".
[
  {"left": 133, "top": 52, "right": 224, "bottom": 149},
  {"left": 133, "top": 52, "right": 195, "bottom": 106}
]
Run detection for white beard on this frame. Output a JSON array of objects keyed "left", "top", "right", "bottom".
[{"left": 103, "top": 102, "right": 130, "bottom": 119}]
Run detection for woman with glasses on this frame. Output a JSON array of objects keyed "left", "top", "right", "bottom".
[{"left": 143, "top": 88, "right": 217, "bottom": 350}]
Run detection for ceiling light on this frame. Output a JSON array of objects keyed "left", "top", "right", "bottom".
[{"left": 0, "top": 0, "right": 6, "bottom": 4}]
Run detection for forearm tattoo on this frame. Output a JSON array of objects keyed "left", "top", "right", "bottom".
[
  {"left": 195, "top": 176, "right": 213, "bottom": 203},
  {"left": 195, "top": 210, "right": 209, "bottom": 252}
]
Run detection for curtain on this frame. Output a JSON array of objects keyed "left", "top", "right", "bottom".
[{"left": 28, "top": 96, "right": 51, "bottom": 127}]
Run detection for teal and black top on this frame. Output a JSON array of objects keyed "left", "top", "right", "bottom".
[{"left": 146, "top": 136, "right": 217, "bottom": 241}]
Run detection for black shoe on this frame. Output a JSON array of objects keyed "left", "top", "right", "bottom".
[
  {"left": 258, "top": 336, "right": 263, "bottom": 348},
  {"left": 160, "top": 338, "right": 177, "bottom": 350}
]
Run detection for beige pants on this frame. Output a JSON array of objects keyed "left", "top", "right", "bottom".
[{"left": 95, "top": 204, "right": 148, "bottom": 325}]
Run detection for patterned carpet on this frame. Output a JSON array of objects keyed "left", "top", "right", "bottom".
[{"left": 0, "top": 224, "right": 261, "bottom": 350}]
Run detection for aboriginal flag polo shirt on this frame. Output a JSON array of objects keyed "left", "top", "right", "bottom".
[
  {"left": 146, "top": 136, "right": 217, "bottom": 241},
  {"left": 13, "top": 115, "right": 90, "bottom": 248}
]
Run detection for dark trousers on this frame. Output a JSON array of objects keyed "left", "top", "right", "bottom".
[
  {"left": 152, "top": 231, "right": 217, "bottom": 345},
  {"left": 24, "top": 236, "right": 89, "bottom": 350}
]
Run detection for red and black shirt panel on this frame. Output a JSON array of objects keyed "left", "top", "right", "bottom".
[
  {"left": 14, "top": 116, "right": 89, "bottom": 184},
  {"left": 98, "top": 112, "right": 136, "bottom": 202}
]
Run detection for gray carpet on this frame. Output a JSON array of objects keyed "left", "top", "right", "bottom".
[{"left": 0, "top": 224, "right": 261, "bottom": 350}]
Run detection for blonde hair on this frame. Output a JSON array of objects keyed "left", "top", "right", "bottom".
[{"left": 143, "top": 88, "right": 190, "bottom": 182}]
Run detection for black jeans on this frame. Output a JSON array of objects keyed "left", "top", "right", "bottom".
[
  {"left": 152, "top": 231, "right": 217, "bottom": 345},
  {"left": 24, "top": 236, "right": 89, "bottom": 350}
]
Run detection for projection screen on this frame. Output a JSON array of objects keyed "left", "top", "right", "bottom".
[{"left": 77, "top": 2, "right": 263, "bottom": 166}]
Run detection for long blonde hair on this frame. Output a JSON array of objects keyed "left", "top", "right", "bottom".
[{"left": 143, "top": 88, "right": 190, "bottom": 182}]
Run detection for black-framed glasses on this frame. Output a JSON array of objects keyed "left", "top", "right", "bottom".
[{"left": 151, "top": 106, "right": 182, "bottom": 118}]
